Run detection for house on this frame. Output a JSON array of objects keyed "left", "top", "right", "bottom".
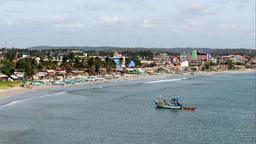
[
  {"left": 189, "top": 60, "right": 203, "bottom": 66},
  {"left": 22, "top": 54, "right": 30, "bottom": 58},
  {"left": 72, "top": 50, "right": 87, "bottom": 58},
  {"left": 128, "top": 60, "right": 136, "bottom": 68},
  {"left": 180, "top": 52, "right": 189, "bottom": 63},
  {"left": 181, "top": 61, "right": 189, "bottom": 67},
  {"left": 191, "top": 50, "right": 211, "bottom": 62},
  {"left": 232, "top": 55, "right": 246, "bottom": 64},
  {"left": 0, "top": 51, "right": 4, "bottom": 60},
  {"left": 46, "top": 70, "right": 56, "bottom": 76},
  {"left": 33, "top": 72, "right": 48, "bottom": 80},
  {"left": 209, "top": 57, "right": 217, "bottom": 64},
  {"left": 14, "top": 72, "right": 25, "bottom": 80},
  {"left": 171, "top": 55, "right": 180, "bottom": 65},
  {"left": 154, "top": 53, "right": 171, "bottom": 65},
  {"left": 219, "top": 55, "right": 246, "bottom": 64},
  {"left": 0, "top": 73, "right": 8, "bottom": 81},
  {"left": 113, "top": 51, "right": 122, "bottom": 58}
]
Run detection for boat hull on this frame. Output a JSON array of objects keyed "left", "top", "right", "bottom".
[{"left": 155, "top": 100, "right": 182, "bottom": 109}]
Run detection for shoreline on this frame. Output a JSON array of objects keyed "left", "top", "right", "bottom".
[{"left": 0, "top": 69, "right": 255, "bottom": 99}]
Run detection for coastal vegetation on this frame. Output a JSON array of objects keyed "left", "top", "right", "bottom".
[
  {"left": 0, "top": 47, "right": 255, "bottom": 90},
  {"left": 0, "top": 81, "right": 20, "bottom": 89},
  {"left": 0, "top": 59, "right": 16, "bottom": 79}
]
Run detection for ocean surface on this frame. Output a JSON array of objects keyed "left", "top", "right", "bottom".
[{"left": 0, "top": 73, "right": 255, "bottom": 144}]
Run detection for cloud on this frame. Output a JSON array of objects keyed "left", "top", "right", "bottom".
[
  {"left": 99, "top": 16, "right": 125, "bottom": 26},
  {"left": 213, "top": 0, "right": 253, "bottom": 4},
  {"left": 0, "top": 16, "right": 86, "bottom": 30},
  {"left": 183, "top": 2, "right": 216, "bottom": 16},
  {"left": 0, "top": 0, "right": 40, "bottom": 5},
  {"left": 216, "top": 23, "right": 250, "bottom": 33},
  {"left": 55, "top": 23, "right": 84, "bottom": 30},
  {"left": 142, "top": 19, "right": 156, "bottom": 28},
  {"left": 174, "top": 18, "right": 208, "bottom": 32},
  {"left": 79, "top": 0, "right": 150, "bottom": 12}
]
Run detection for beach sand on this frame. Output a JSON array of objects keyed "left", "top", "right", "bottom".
[{"left": 0, "top": 69, "right": 255, "bottom": 99}]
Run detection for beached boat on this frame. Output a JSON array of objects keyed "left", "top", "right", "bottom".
[{"left": 154, "top": 97, "right": 182, "bottom": 109}]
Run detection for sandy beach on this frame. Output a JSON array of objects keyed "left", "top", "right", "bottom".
[{"left": 0, "top": 69, "right": 255, "bottom": 99}]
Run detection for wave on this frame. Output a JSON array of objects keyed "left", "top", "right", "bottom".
[
  {"left": 0, "top": 90, "right": 66, "bottom": 108},
  {"left": 144, "top": 78, "right": 187, "bottom": 84},
  {"left": 1, "top": 98, "right": 30, "bottom": 107},
  {"left": 38, "top": 90, "right": 66, "bottom": 98}
]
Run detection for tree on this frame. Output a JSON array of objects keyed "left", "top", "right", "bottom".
[
  {"left": 87, "top": 57, "right": 95, "bottom": 75},
  {"left": 61, "top": 53, "right": 76, "bottom": 72},
  {"left": 38, "top": 59, "right": 58, "bottom": 71},
  {"left": 226, "top": 60, "right": 234, "bottom": 70},
  {"left": 16, "top": 58, "right": 38, "bottom": 80},
  {"left": 202, "top": 62, "right": 210, "bottom": 71},
  {"left": 132, "top": 57, "right": 141, "bottom": 67},
  {"left": 0, "top": 59, "right": 16, "bottom": 78},
  {"left": 74, "top": 57, "right": 86, "bottom": 70},
  {"left": 104, "top": 57, "right": 115, "bottom": 73},
  {"left": 94, "top": 57, "right": 102, "bottom": 75}
]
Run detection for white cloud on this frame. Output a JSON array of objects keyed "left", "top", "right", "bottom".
[
  {"left": 216, "top": 23, "right": 250, "bottom": 33},
  {"left": 183, "top": 18, "right": 208, "bottom": 27},
  {"left": 55, "top": 23, "right": 84, "bottom": 29},
  {"left": 79, "top": 0, "right": 150, "bottom": 12},
  {"left": 182, "top": 2, "right": 216, "bottom": 16},
  {"left": 99, "top": 16, "right": 125, "bottom": 26},
  {"left": 0, "top": 0, "right": 40, "bottom": 5},
  {"left": 142, "top": 19, "right": 156, "bottom": 28},
  {"left": 0, "top": 16, "right": 86, "bottom": 30},
  {"left": 175, "top": 18, "right": 208, "bottom": 32}
]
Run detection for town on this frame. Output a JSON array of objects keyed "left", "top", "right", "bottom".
[{"left": 0, "top": 47, "right": 255, "bottom": 88}]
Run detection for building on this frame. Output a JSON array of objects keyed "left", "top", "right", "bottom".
[
  {"left": 180, "top": 52, "right": 188, "bottom": 62},
  {"left": 219, "top": 55, "right": 245, "bottom": 64},
  {"left": 0, "top": 51, "right": 4, "bottom": 60},
  {"left": 154, "top": 53, "right": 171, "bottom": 65},
  {"left": 191, "top": 50, "right": 211, "bottom": 62},
  {"left": 171, "top": 55, "right": 180, "bottom": 65},
  {"left": 191, "top": 50, "right": 198, "bottom": 60},
  {"left": 232, "top": 55, "right": 246, "bottom": 64},
  {"left": 197, "top": 52, "right": 208, "bottom": 61},
  {"left": 0, "top": 73, "right": 8, "bottom": 81},
  {"left": 181, "top": 61, "right": 189, "bottom": 67},
  {"left": 72, "top": 50, "right": 87, "bottom": 58}
]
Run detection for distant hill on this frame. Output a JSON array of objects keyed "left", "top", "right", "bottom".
[{"left": 28, "top": 46, "right": 256, "bottom": 56}]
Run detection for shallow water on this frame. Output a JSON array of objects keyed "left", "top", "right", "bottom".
[{"left": 0, "top": 73, "right": 255, "bottom": 144}]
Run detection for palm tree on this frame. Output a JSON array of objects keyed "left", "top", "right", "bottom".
[
  {"left": 94, "top": 57, "right": 102, "bottom": 75},
  {"left": 104, "top": 57, "right": 115, "bottom": 73},
  {"left": 16, "top": 58, "right": 38, "bottom": 80},
  {"left": 61, "top": 53, "right": 76, "bottom": 73},
  {"left": 0, "top": 59, "right": 16, "bottom": 79},
  {"left": 87, "top": 57, "right": 95, "bottom": 75}
]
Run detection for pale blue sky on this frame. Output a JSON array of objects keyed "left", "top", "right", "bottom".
[{"left": 0, "top": 0, "right": 255, "bottom": 48}]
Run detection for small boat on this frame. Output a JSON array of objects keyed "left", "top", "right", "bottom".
[
  {"left": 155, "top": 97, "right": 182, "bottom": 109},
  {"left": 183, "top": 107, "right": 196, "bottom": 111}
]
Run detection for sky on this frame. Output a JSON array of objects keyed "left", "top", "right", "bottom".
[{"left": 0, "top": 0, "right": 255, "bottom": 48}]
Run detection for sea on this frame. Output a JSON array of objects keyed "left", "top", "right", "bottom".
[{"left": 0, "top": 72, "right": 255, "bottom": 144}]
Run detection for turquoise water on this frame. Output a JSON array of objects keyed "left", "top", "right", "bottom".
[{"left": 0, "top": 73, "right": 255, "bottom": 144}]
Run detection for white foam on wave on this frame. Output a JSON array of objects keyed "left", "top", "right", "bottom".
[
  {"left": 38, "top": 90, "right": 66, "bottom": 98},
  {"left": 1, "top": 90, "right": 66, "bottom": 108},
  {"left": 144, "top": 78, "right": 187, "bottom": 84},
  {"left": 2, "top": 98, "right": 29, "bottom": 107}
]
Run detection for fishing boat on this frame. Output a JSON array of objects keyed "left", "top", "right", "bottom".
[{"left": 154, "top": 97, "right": 182, "bottom": 109}]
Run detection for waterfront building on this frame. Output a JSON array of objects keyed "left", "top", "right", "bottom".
[
  {"left": 128, "top": 60, "right": 136, "bottom": 68},
  {"left": 197, "top": 52, "right": 208, "bottom": 61},
  {"left": 0, "top": 73, "right": 8, "bottom": 81},
  {"left": 180, "top": 52, "right": 188, "bottom": 62},
  {"left": 181, "top": 60, "right": 189, "bottom": 67},
  {"left": 191, "top": 50, "right": 198, "bottom": 60}
]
